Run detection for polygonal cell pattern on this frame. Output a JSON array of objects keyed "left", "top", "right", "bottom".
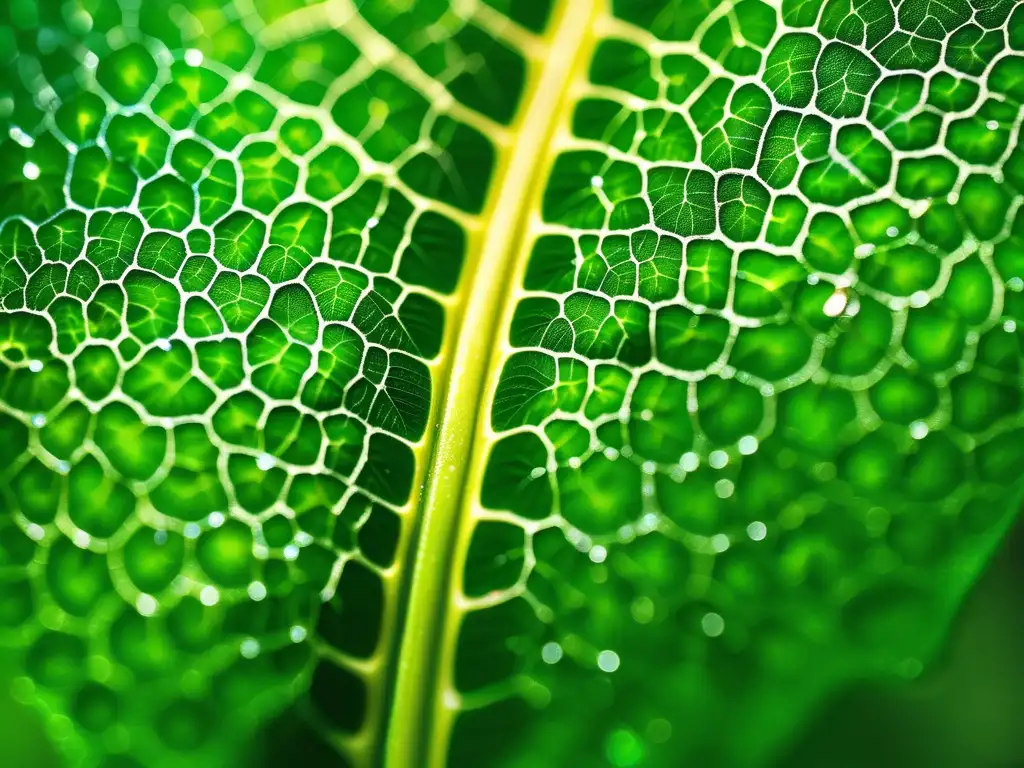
[
  {"left": 452, "top": 2, "right": 1024, "bottom": 767},
  {"left": 0, "top": 0, "right": 543, "bottom": 765}
]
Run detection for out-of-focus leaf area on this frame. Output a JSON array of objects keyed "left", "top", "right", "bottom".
[{"left": 254, "top": 523, "right": 1024, "bottom": 767}]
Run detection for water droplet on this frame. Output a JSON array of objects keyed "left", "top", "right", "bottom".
[
  {"left": 289, "top": 625, "right": 307, "bottom": 643},
  {"left": 885, "top": 226, "right": 900, "bottom": 238},
  {"left": 26, "top": 523, "right": 45, "bottom": 541},
  {"left": 701, "top": 612, "right": 725, "bottom": 637},
  {"left": 184, "top": 48, "right": 203, "bottom": 67},
  {"left": 199, "top": 586, "right": 219, "bottom": 606},
  {"left": 597, "top": 649, "right": 620, "bottom": 672},
  {"left": 590, "top": 175, "right": 604, "bottom": 189},
  {"left": 541, "top": 642, "right": 563, "bottom": 664},
  {"left": 207, "top": 511, "right": 225, "bottom": 528},
  {"left": 822, "top": 290, "right": 848, "bottom": 317},
  {"left": 240, "top": 638, "right": 260, "bottom": 659},
  {"left": 256, "top": 453, "right": 275, "bottom": 471},
  {"left": 714, "top": 479, "right": 734, "bottom": 498},
  {"left": 183, "top": 523, "right": 201, "bottom": 539},
  {"left": 746, "top": 521, "right": 767, "bottom": 541},
  {"left": 987, "top": 120, "right": 999, "bottom": 131},
  {"left": 737, "top": 435, "right": 758, "bottom": 455},
  {"left": 247, "top": 581, "right": 267, "bottom": 601},
  {"left": 135, "top": 594, "right": 158, "bottom": 616},
  {"left": 680, "top": 452, "right": 699, "bottom": 471},
  {"left": 589, "top": 544, "right": 608, "bottom": 564},
  {"left": 909, "top": 421, "right": 929, "bottom": 440},
  {"left": 366, "top": 216, "right": 380, "bottom": 229},
  {"left": 909, "top": 290, "right": 930, "bottom": 308},
  {"left": 631, "top": 596, "right": 655, "bottom": 624},
  {"left": 154, "top": 529, "right": 168, "bottom": 545},
  {"left": 30, "top": 413, "right": 46, "bottom": 428},
  {"left": 283, "top": 544, "right": 300, "bottom": 561},
  {"left": 709, "top": 450, "right": 729, "bottom": 469},
  {"left": 710, "top": 533, "right": 730, "bottom": 553}
]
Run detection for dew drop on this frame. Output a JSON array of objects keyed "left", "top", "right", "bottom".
[
  {"left": 909, "top": 290, "right": 930, "bottom": 308},
  {"left": 590, "top": 175, "right": 604, "bottom": 189},
  {"left": 240, "top": 638, "right": 261, "bottom": 659},
  {"left": 710, "top": 533, "right": 730, "bottom": 553},
  {"left": 701, "top": 612, "right": 725, "bottom": 637},
  {"left": 247, "top": 581, "right": 267, "bottom": 601},
  {"left": 135, "top": 594, "right": 158, "bottom": 616},
  {"left": 289, "top": 625, "right": 307, "bottom": 643},
  {"left": 184, "top": 48, "right": 203, "bottom": 66},
  {"left": 680, "top": 452, "right": 700, "bottom": 471},
  {"left": 709, "top": 450, "right": 729, "bottom": 469},
  {"left": 183, "top": 522, "right": 201, "bottom": 539},
  {"left": 597, "top": 649, "right": 620, "bottom": 672},
  {"left": 22, "top": 162, "right": 40, "bottom": 180},
  {"left": 541, "top": 642, "right": 563, "bottom": 664},
  {"left": 746, "top": 521, "right": 767, "bottom": 541},
  {"left": 256, "top": 453, "right": 275, "bottom": 471},
  {"left": 200, "top": 586, "right": 219, "bottom": 606},
  {"left": 909, "top": 420, "right": 929, "bottom": 440},
  {"left": 631, "top": 596, "right": 655, "bottom": 624},
  {"left": 822, "top": 290, "right": 848, "bottom": 317},
  {"left": 737, "top": 435, "right": 758, "bottom": 455},
  {"left": 589, "top": 544, "right": 608, "bottom": 564},
  {"left": 207, "top": 511, "right": 225, "bottom": 528}
]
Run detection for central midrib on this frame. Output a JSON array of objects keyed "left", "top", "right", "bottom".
[{"left": 381, "top": 2, "right": 601, "bottom": 766}]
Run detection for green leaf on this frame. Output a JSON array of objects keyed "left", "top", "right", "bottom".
[{"left": 1, "top": 2, "right": 1023, "bottom": 768}]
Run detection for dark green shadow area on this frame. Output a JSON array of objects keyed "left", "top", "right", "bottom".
[{"left": 780, "top": 521, "right": 1024, "bottom": 768}]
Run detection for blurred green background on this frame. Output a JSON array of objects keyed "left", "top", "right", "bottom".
[{"left": 5, "top": 520, "right": 1023, "bottom": 768}]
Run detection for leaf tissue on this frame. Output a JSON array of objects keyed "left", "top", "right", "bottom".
[{"left": 1, "top": 0, "right": 1023, "bottom": 766}]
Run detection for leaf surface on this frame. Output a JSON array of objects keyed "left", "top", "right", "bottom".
[{"left": 1, "top": 1, "right": 1024, "bottom": 767}]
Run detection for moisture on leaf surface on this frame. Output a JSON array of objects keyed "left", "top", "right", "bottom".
[{"left": 1, "top": 0, "right": 1023, "bottom": 767}]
